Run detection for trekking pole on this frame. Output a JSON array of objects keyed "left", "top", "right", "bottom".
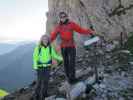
[
  {"left": 84, "top": 36, "right": 100, "bottom": 84},
  {"left": 89, "top": 16, "right": 105, "bottom": 84},
  {"left": 93, "top": 43, "right": 100, "bottom": 83},
  {"left": 85, "top": 17, "right": 100, "bottom": 83},
  {"left": 120, "top": 32, "right": 123, "bottom": 48}
]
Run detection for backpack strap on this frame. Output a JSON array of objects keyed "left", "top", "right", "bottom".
[
  {"left": 49, "top": 44, "right": 52, "bottom": 55},
  {"left": 38, "top": 45, "right": 52, "bottom": 56},
  {"left": 38, "top": 45, "right": 42, "bottom": 56},
  {"left": 49, "top": 45, "right": 52, "bottom": 64}
]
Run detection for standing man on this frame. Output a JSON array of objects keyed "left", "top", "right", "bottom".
[{"left": 50, "top": 12, "right": 95, "bottom": 84}]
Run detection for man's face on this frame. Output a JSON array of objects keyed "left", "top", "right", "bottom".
[{"left": 59, "top": 14, "right": 68, "bottom": 23}]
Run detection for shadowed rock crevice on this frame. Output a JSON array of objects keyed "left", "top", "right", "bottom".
[{"left": 108, "top": 0, "right": 133, "bottom": 17}]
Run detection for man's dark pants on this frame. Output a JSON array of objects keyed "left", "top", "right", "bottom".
[{"left": 61, "top": 47, "right": 76, "bottom": 83}]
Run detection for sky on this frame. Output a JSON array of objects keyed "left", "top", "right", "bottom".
[{"left": 0, "top": 0, "right": 48, "bottom": 42}]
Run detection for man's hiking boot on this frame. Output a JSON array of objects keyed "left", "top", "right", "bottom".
[
  {"left": 68, "top": 78, "right": 79, "bottom": 85},
  {"left": 30, "top": 95, "right": 40, "bottom": 100}
]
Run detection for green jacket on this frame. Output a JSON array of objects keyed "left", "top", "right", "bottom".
[
  {"left": 0, "top": 89, "right": 8, "bottom": 98},
  {"left": 33, "top": 44, "right": 63, "bottom": 70}
]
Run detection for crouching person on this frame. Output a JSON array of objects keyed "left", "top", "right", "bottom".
[{"left": 32, "top": 34, "right": 63, "bottom": 100}]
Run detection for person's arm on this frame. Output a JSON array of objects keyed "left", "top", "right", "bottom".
[
  {"left": 33, "top": 46, "right": 39, "bottom": 70},
  {"left": 50, "top": 26, "right": 59, "bottom": 42},
  {"left": 51, "top": 46, "right": 63, "bottom": 62},
  {"left": 71, "top": 21, "right": 94, "bottom": 35}
]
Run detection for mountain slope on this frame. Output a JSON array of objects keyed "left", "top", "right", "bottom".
[
  {"left": 0, "top": 43, "right": 36, "bottom": 92},
  {"left": 0, "top": 43, "right": 17, "bottom": 55}
]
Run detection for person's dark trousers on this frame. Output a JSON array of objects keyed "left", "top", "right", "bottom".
[
  {"left": 61, "top": 47, "right": 76, "bottom": 83},
  {"left": 34, "top": 67, "right": 50, "bottom": 100}
]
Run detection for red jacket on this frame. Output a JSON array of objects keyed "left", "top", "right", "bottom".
[{"left": 50, "top": 21, "right": 94, "bottom": 48}]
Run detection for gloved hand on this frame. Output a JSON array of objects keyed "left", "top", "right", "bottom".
[
  {"left": 57, "top": 60, "right": 63, "bottom": 66},
  {"left": 89, "top": 27, "right": 96, "bottom": 38},
  {"left": 51, "top": 65, "right": 57, "bottom": 70},
  {"left": 90, "top": 34, "right": 95, "bottom": 38},
  {"left": 90, "top": 25, "right": 94, "bottom": 31},
  {"left": 51, "top": 60, "right": 63, "bottom": 70}
]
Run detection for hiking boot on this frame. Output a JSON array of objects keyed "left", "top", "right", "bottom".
[
  {"left": 68, "top": 78, "right": 79, "bottom": 85},
  {"left": 30, "top": 94, "right": 40, "bottom": 100},
  {"left": 85, "top": 84, "right": 94, "bottom": 93}
]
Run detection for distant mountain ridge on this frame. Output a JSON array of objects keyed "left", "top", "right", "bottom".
[
  {"left": 0, "top": 43, "right": 18, "bottom": 55},
  {"left": 0, "top": 41, "right": 36, "bottom": 55},
  {"left": 0, "top": 42, "right": 36, "bottom": 92}
]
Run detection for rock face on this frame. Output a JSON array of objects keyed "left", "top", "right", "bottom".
[{"left": 47, "top": 0, "right": 133, "bottom": 42}]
